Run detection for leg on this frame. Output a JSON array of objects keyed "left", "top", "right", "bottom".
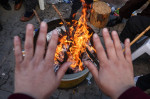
[
  {"left": 15, "top": 0, "right": 21, "bottom": 4},
  {"left": 24, "top": 0, "right": 38, "bottom": 12},
  {"left": 0, "top": 23, "right": 2, "bottom": 31},
  {"left": 70, "top": 0, "right": 82, "bottom": 19},
  {"left": 0, "top": 0, "right": 8, "bottom": 4},
  {"left": 70, "top": 0, "right": 93, "bottom": 19},
  {"left": 0, "top": 0, "right": 11, "bottom": 10},
  {"left": 119, "top": 15, "right": 150, "bottom": 43},
  {"left": 20, "top": 0, "right": 38, "bottom": 22},
  {"left": 85, "top": 0, "right": 93, "bottom": 5}
]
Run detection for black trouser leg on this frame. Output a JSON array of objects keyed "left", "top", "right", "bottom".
[
  {"left": 70, "top": 0, "right": 93, "bottom": 19},
  {"left": 85, "top": 0, "right": 93, "bottom": 5},
  {"left": 15, "top": 0, "right": 21, "bottom": 4},
  {"left": 24, "top": 0, "right": 38, "bottom": 12},
  {"left": 0, "top": 0, "right": 9, "bottom": 4},
  {"left": 136, "top": 73, "right": 150, "bottom": 91},
  {"left": 0, "top": 23, "right": 2, "bottom": 31},
  {"left": 119, "top": 15, "right": 150, "bottom": 43},
  {"left": 70, "top": 0, "right": 82, "bottom": 19}
]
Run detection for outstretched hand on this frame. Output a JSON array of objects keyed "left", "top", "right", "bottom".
[
  {"left": 14, "top": 22, "right": 71, "bottom": 99},
  {"left": 85, "top": 28, "right": 135, "bottom": 99}
]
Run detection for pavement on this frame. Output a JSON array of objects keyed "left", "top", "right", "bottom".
[{"left": 0, "top": 0, "right": 150, "bottom": 99}]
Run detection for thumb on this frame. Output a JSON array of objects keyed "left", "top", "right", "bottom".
[
  {"left": 56, "top": 62, "right": 72, "bottom": 81},
  {"left": 84, "top": 61, "right": 99, "bottom": 80}
]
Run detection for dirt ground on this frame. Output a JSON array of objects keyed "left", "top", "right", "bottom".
[{"left": 0, "top": 0, "right": 150, "bottom": 99}]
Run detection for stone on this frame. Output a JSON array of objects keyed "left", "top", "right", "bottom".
[{"left": 0, "top": 90, "right": 12, "bottom": 99}]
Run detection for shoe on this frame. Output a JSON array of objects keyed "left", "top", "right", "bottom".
[
  {"left": 0, "top": 24, "right": 3, "bottom": 31},
  {"left": 20, "top": 11, "right": 35, "bottom": 22},
  {"left": 46, "top": 0, "right": 63, "bottom": 4},
  {"left": 14, "top": 0, "right": 23, "bottom": 10},
  {"left": 2, "top": 3, "right": 11, "bottom": 10}
]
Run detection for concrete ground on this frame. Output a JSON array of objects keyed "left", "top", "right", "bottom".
[{"left": 0, "top": 0, "right": 150, "bottom": 99}]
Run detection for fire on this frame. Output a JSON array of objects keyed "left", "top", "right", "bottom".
[{"left": 54, "top": 1, "right": 95, "bottom": 71}]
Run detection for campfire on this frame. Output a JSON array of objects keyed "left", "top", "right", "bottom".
[{"left": 53, "top": 1, "right": 97, "bottom": 73}]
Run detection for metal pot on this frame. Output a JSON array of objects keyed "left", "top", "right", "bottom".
[
  {"left": 35, "top": 19, "right": 94, "bottom": 88},
  {"left": 59, "top": 68, "right": 89, "bottom": 88}
]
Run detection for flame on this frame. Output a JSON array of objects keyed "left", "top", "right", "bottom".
[{"left": 55, "top": 0, "right": 95, "bottom": 71}]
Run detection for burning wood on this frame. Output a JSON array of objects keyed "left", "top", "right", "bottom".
[
  {"left": 86, "top": 48, "right": 99, "bottom": 69},
  {"left": 52, "top": 4, "right": 70, "bottom": 40},
  {"left": 52, "top": 1, "right": 97, "bottom": 73}
]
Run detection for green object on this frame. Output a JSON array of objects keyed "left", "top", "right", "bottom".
[{"left": 115, "top": 9, "right": 120, "bottom": 14}]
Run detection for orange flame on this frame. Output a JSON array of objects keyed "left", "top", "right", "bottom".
[{"left": 55, "top": 0, "right": 95, "bottom": 71}]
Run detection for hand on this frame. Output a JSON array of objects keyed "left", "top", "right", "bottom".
[
  {"left": 14, "top": 22, "right": 71, "bottom": 99},
  {"left": 84, "top": 28, "right": 135, "bottom": 99}
]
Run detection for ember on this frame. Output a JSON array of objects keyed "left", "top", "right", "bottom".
[{"left": 54, "top": 0, "right": 96, "bottom": 72}]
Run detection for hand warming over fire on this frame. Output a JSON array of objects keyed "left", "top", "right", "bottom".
[
  {"left": 84, "top": 28, "right": 135, "bottom": 99},
  {"left": 14, "top": 22, "right": 71, "bottom": 99}
]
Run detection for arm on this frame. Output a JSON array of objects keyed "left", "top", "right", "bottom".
[
  {"left": 85, "top": 28, "right": 135, "bottom": 99},
  {"left": 119, "top": 0, "right": 148, "bottom": 18},
  {"left": 85, "top": 28, "right": 150, "bottom": 99},
  {"left": 10, "top": 22, "right": 71, "bottom": 99}
]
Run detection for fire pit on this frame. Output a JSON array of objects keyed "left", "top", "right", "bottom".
[
  {"left": 34, "top": 1, "right": 98, "bottom": 88},
  {"left": 34, "top": 18, "right": 96, "bottom": 88}
]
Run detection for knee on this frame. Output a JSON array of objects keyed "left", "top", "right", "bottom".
[
  {"left": 126, "top": 16, "right": 138, "bottom": 26},
  {"left": 127, "top": 15, "right": 144, "bottom": 26}
]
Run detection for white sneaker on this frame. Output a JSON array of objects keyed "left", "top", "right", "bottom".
[{"left": 46, "top": 0, "right": 63, "bottom": 4}]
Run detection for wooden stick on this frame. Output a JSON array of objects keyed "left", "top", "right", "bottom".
[
  {"left": 52, "top": 4, "right": 70, "bottom": 40},
  {"left": 123, "top": 25, "right": 150, "bottom": 52},
  {"left": 86, "top": 48, "right": 99, "bottom": 69},
  {"left": 52, "top": 4, "right": 67, "bottom": 25},
  {"left": 33, "top": 9, "right": 41, "bottom": 24}
]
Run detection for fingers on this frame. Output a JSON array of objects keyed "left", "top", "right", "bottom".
[
  {"left": 56, "top": 62, "right": 71, "bottom": 81},
  {"left": 45, "top": 30, "right": 58, "bottom": 67},
  {"left": 93, "top": 33, "right": 107, "bottom": 64},
  {"left": 34, "top": 22, "right": 47, "bottom": 62},
  {"left": 102, "top": 28, "right": 117, "bottom": 60},
  {"left": 84, "top": 61, "right": 99, "bottom": 81},
  {"left": 14, "top": 36, "right": 23, "bottom": 67},
  {"left": 111, "top": 31, "right": 124, "bottom": 59},
  {"left": 24, "top": 24, "right": 34, "bottom": 61},
  {"left": 124, "top": 39, "right": 132, "bottom": 63}
]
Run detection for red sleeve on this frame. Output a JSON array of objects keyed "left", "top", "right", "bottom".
[
  {"left": 119, "top": 0, "right": 148, "bottom": 18},
  {"left": 119, "top": 87, "right": 150, "bottom": 99},
  {"left": 8, "top": 93, "right": 34, "bottom": 99}
]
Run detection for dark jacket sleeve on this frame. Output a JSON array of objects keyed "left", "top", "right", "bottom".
[
  {"left": 119, "top": 0, "right": 148, "bottom": 18},
  {"left": 8, "top": 93, "right": 34, "bottom": 99},
  {"left": 119, "top": 87, "right": 150, "bottom": 99}
]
